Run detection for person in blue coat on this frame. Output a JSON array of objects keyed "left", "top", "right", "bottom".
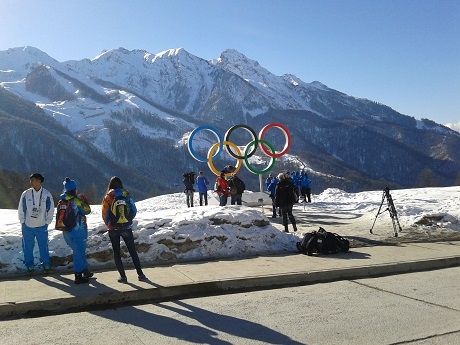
[
  {"left": 267, "top": 174, "right": 279, "bottom": 218},
  {"left": 300, "top": 170, "right": 312, "bottom": 203},
  {"left": 60, "top": 177, "right": 92, "bottom": 284},
  {"left": 265, "top": 173, "right": 274, "bottom": 191},
  {"left": 291, "top": 170, "right": 301, "bottom": 198},
  {"left": 196, "top": 171, "right": 209, "bottom": 206},
  {"left": 18, "top": 173, "right": 54, "bottom": 274}
]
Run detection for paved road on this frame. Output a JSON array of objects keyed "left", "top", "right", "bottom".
[{"left": 2, "top": 266, "right": 459, "bottom": 344}]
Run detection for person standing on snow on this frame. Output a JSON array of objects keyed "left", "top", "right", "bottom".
[
  {"left": 196, "top": 171, "right": 209, "bottom": 206},
  {"left": 291, "top": 170, "right": 301, "bottom": 199},
  {"left": 60, "top": 177, "right": 93, "bottom": 284},
  {"left": 275, "top": 173, "right": 298, "bottom": 233},
  {"left": 18, "top": 173, "right": 54, "bottom": 274},
  {"left": 183, "top": 173, "right": 195, "bottom": 207},
  {"left": 265, "top": 173, "right": 274, "bottom": 190},
  {"left": 102, "top": 176, "right": 146, "bottom": 284},
  {"left": 215, "top": 170, "right": 230, "bottom": 206},
  {"left": 300, "top": 170, "right": 312, "bottom": 203},
  {"left": 266, "top": 174, "right": 279, "bottom": 218}
]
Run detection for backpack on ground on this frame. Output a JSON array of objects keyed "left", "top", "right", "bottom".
[
  {"left": 55, "top": 199, "right": 77, "bottom": 231},
  {"left": 109, "top": 194, "right": 134, "bottom": 229},
  {"left": 296, "top": 231, "right": 319, "bottom": 255},
  {"left": 296, "top": 227, "right": 349, "bottom": 255},
  {"left": 227, "top": 176, "right": 245, "bottom": 194}
]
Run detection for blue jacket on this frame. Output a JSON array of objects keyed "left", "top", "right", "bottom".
[
  {"left": 291, "top": 171, "right": 301, "bottom": 188},
  {"left": 196, "top": 175, "right": 209, "bottom": 193},
  {"left": 300, "top": 174, "right": 311, "bottom": 188},
  {"left": 265, "top": 177, "right": 274, "bottom": 191},
  {"left": 267, "top": 178, "right": 279, "bottom": 197}
]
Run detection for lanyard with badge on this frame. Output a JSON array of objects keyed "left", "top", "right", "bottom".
[{"left": 31, "top": 189, "right": 43, "bottom": 218}]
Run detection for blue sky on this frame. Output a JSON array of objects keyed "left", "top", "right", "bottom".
[{"left": 1, "top": 0, "right": 459, "bottom": 125}]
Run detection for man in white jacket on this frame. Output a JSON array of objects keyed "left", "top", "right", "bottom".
[{"left": 18, "top": 173, "right": 55, "bottom": 273}]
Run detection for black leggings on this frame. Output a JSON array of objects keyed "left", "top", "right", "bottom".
[{"left": 109, "top": 229, "right": 144, "bottom": 278}]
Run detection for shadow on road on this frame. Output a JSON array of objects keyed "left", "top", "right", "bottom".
[{"left": 92, "top": 299, "right": 304, "bottom": 345}]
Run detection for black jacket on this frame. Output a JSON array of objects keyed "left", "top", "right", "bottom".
[
  {"left": 275, "top": 179, "right": 296, "bottom": 207},
  {"left": 183, "top": 178, "right": 194, "bottom": 191}
]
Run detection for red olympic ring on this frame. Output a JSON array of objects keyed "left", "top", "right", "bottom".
[{"left": 258, "top": 123, "right": 291, "bottom": 158}]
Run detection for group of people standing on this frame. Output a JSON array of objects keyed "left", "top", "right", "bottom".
[
  {"left": 18, "top": 173, "right": 146, "bottom": 285},
  {"left": 182, "top": 171, "right": 210, "bottom": 207},
  {"left": 182, "top": 166, "right": 246, "bottom": 207},
  {"left": 214, "top": 166, "right": 246, "bottom": 206},
  {"left": 265, "top": 170, "right": 312, "bottom": 233}
]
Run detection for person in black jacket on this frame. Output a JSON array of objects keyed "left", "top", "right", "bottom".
[
  {"left": 183, "top": 173, "right": 195, "bottom": 207},
  {"left": 275, "top": 172, "right": 298, "bottom": 233}
]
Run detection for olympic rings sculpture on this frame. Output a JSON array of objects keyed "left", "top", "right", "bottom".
[{"left": 187, "top": 123, "right": 291, "bottom": 176}]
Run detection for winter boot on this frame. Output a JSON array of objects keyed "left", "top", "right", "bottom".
[
  {"left": 74, "top": 273, "right": 89, "bottom": 285},
  {"left": 82, "top": 268, "right": 93, "bottom": 278}
]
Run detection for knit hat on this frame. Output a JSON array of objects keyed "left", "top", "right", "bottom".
[
  {"left": 29, "top": 173, "right": 44, "bottom": 183},
  {"left": 63, "top": 177, "right": 77, "bottom": 192}
]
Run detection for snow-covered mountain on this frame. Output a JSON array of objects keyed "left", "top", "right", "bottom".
[{"left": 0, "top": 46, "right": 459, "bottom": 206}]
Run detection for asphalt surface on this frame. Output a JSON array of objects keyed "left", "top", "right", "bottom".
[{"left": 1, "top": 240, "right": 459, "bottom": 319}]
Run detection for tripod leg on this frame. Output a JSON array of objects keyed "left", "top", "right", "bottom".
[
  {"left": 370, "top": 192, "right": 386, "bottom": 234},
  {"left": 387, "top": 193, "right": 402, "bottom": 237}
]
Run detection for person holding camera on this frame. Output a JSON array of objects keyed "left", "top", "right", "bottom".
[{"left": 183, "top": 172, "right": 195, "bottom": 207}]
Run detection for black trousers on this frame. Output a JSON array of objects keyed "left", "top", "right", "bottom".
[
  {"left": 280, "top": 204, "right": 296, "bottom": 230},
  {"left": 109, "top": 229, "right": 144, "bottom": 278}
]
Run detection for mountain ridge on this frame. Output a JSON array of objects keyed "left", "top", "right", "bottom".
[{"left": 0, "top": 45, "right": 458, "bottom": 208}]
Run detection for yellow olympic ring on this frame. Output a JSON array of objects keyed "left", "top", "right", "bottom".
[{"left": 207, "top": 141, "right": 243, "bottom": 177}]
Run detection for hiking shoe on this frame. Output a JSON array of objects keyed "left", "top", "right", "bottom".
[
  {"left": 117, "top": 276, "right": 128, "bottom": 284},
  {"left": 43, "top": 266, "right": 51, "bottom": 274},
  {"left": 82, "top": 268, "right": 93, "bottom": 278},
  {"left": 27, "top": 267, "right": 34, "bottom": 274},
  {"left": 138, "top": 274, "right": 147, "bottom": 281},
  {"left": 74, "top": 273, "right": 89, "bottom": 284}
]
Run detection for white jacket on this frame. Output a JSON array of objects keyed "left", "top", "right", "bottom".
[{"left": 18, "top": 187, "right": 55, "bottom": 228}]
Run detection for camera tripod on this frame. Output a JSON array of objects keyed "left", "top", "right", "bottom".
[{"left": 370, "top": 187, "right": 402, "bottom": 237}]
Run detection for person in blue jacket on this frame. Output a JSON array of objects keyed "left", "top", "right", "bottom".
[
  {"left": 265, "top": 173, "right": 274, "bottom": 190},
  {"left": 266, "top": 174, "right": 279, "bottom": 218},
  {"left": 196, "top": 171, "right": 209, "bottom": 206},
  {"left": 300, "top": 170, "right": 312, "bottom": 203},
  {"left": 18, "top": 173, "right": 54, "bottom": 274},
  {"left": 291, "top": 170, "right": 301, "bottom": 198},
  {"left": 60, "top": 177, "right": 93, "bottom": 284}
]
